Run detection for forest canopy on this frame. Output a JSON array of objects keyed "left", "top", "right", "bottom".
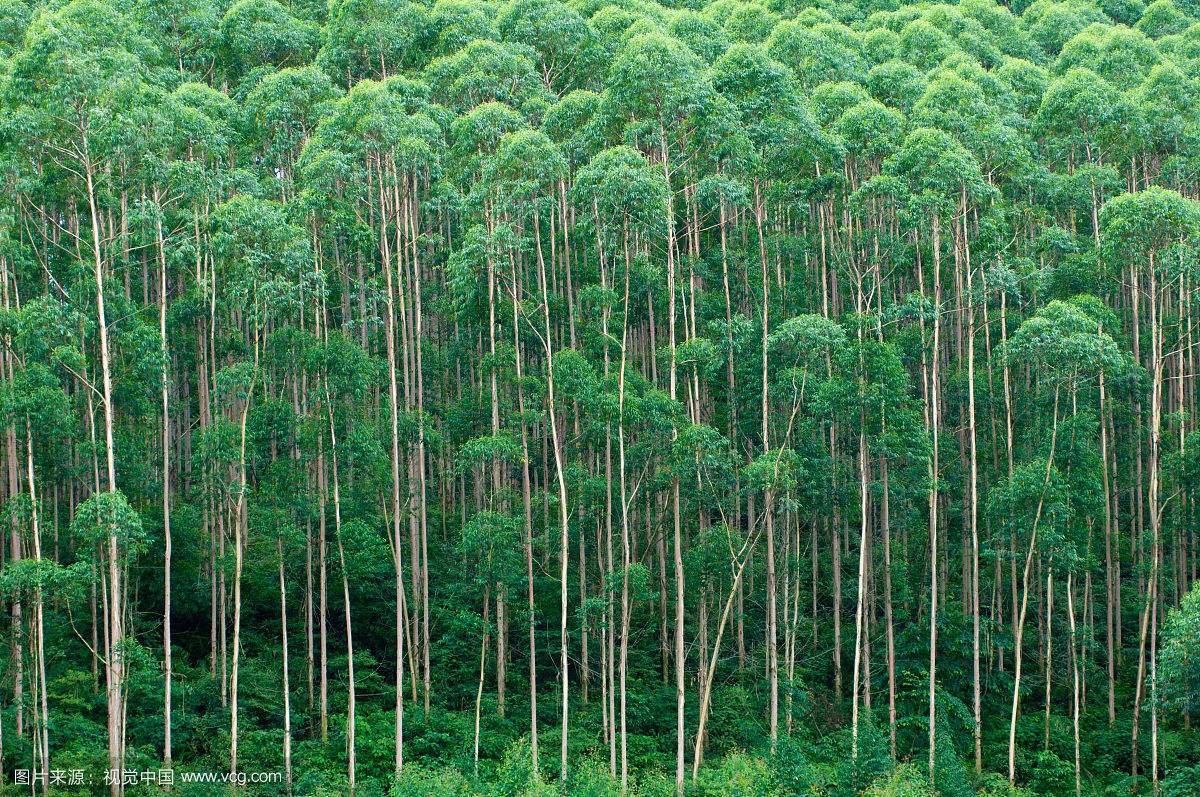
[{"left": 0, "top": 0, "right": 1199, "bottom": 794}]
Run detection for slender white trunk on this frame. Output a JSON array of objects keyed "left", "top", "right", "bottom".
[
  {"left": 86, "top": 145, "right": 124, "bottom": 796},
  {"left": 278, "top": 538, "right": 293, "bottom": 794},
  {"left": 25, "top": 427, "right": 49, "bottom": 797},
  {"left": 156, "top": 200, "right": 173, "bottom": 772}
]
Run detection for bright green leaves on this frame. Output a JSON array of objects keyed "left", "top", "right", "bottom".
[
  {"left": 768, "top": 314, "right": 845, "bottom": 376},
  {"left": 1134, "top": 61, "right": 1200, "bottom": 153},
  {"left": 835, "top": 98, "right": 905, "bottom": 165},
  {"left": 6, "top": 0, "right": 149, "bottom": 167},
  {"left": 884, "top": 127, "right": 991, "bottom": 220},
  {"left": 0, "top": 556, "right": 70, "bottom": 603},
  {"left": 429, "top": 0, "right": 497, "bottom": 58},
  {"left": 721, "top": 3, "right": 781, "bottom": 45},
  {"left": 543, "top": 89, "right": 604, "bottom": 168},
  {"left": 0, "top": 363, "right": 73, "bottom": 447},
  {"left": 486, "top": 128, "right": 568, "bottom": 202},
  {"left": 669, "top": 11, "right": 731, "bottom": 63},
  {"left": 304, "top": 75, "right": 442, "bottom": 175},
  {"left": 457, "top": 433, "right": 523, "bottom": 474},
  {"left": 309, "top": 333, "right": 381, "bottom": 404},
  {"left": 17, "top": 0, "right": 158, "bottom": 72},
  {"left": 212, "top": 195, "right": 314, "bottom": 325},
  {"left": 425, "top": 39, "right": 551, "bottom": 114},
  {"left": 219, "top": 0, "right": 319, "bottom": 82},
  {"left": 711, "top": 42, "right": 831, "bottom": 177},
  {"left": 458, "top": 509, "right": 522, "bottom": 587},
  {"left": 713, "top": 43, "right": 795, "bottom": 136},
  {"left": 497, "top": 0, "right": 600, "bottom": 94},
  {"left": 1138, "top": 0, "right": 1194, "bottom": 36},
  {"left": 450, "top": 101, "right": 528, "bottom": 178},
  {"left": 604, "top": 31, "right": 711, "bottom": 132},
  {"left": 245, "top": 66, "right": 341, "bottom": 172},
  {"left": 692, "top": 750, "right": 783, "bottom": 797},
  {"left": 866, "top": 60, "right": 928, "bottom": 111},
  {"left": 1160, "top": 584, "right": 1200, "bottom": 715},
  {"left": 0, "top": 0, "right": 30, "bottom": 56},
  {"left": 1023, "top": 0, "right": 1108, "bottom": 55},
  {"left": 743, "top": 447, "right": 802, "bottom": 496},
  {"left": 133, "top": 0, "right": 221, "bottom": 78},
  {"left": 1034, "top": 68, "right": 1126, "bottom": 161},
  {"left": 862, "top": 765, "right": 937, "bottom": 797},
  {"left": 1056, "top": 24, "right": 1159, "bottom": 89},
  {"left": 671, "top": 422, "right": 737, "bottom": 510},
  {"left": 320, "top": 0, "right": 432, "bottom": 83},
  {"left": 898, "top": 19, "right": 957, "bottom": 71},
  {"left": 71, "top": 490, "right": 149, "bottom": 561},
  {"left": 573, "top": 145, "right": 668, "bottom": 243},
  {"left": 1101, "top": 186, "right": 1200, "bottom": 270},
  {"left": 997, "top": 57, "right": 1049, "bottom": 116},
  {"left": 10, "top": 295, "right": 89, "bottom": 375},
  {"left": 767, "top": 19, "right": 866, "bottom": 89},
  {"left": 987, "top": 458, "right": 1075, "bottom": 559},
  {"left": 1002, "top": 298, "right": 1129, "bottom": 386},
  {"left": 550, "top": 349, "right": 600, "bottom": 406},
  {"left": 911, "top": 72, "right": 996, "bottom": 142}
]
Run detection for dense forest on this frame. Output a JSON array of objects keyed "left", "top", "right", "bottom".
[{"left": 0, "top": 0, "right": 1199, "bottom": 793}]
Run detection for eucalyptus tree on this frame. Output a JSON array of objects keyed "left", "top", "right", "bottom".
[
  {"left": 485, "top": 126, "right": 574, "bottom": 783},
  {"left": 1, "top": 1, "right": 1199, "bottom": 795},
  {"left": 244, "top": 66, "right": 341, "bottom": 198},
  {"left": 218, "top": 0, "right": 320, "bottom": 84},
  {"left": 0, "top": 345, "right": 74, "bottom": 796},
  {"left": 760, "top": 312, "right": 848, "bottom": 749},
  {"left": 211, "top": 193, "right": 312, "bottom": 782},
  {"left": 319, "top": 0, "right": 432, "bottom": 84},
  {"left": 882, "top": 126, "right": 991, "bottom": 782},
  {"left": 603, "top": 33, "right": 714, "bottom": 792},
  {"left": 496, "top": 0, "right": 601, "bottom": 95},
  {"left": 455, "top": 507, "right": 520, "bottom": 778},
  {"left": 572, "top": 143, "right": 668, "bottom": 790},
  {"left": 1102, "top": 187, "right": 1200, "bottom": 788},
  {"left": 301, "top": 73, "right": 443, "bottom": 774},
  {"left": 998, "top": 297, "right": 1128, "bottom": 784},
  {"left": 1161, "top": 584, "right": 1200, "bottom": 719},
  {"left": 823, "top": 322, "right": 924, "bottom": 769},
  {"left": 3, "top": 3, "right": 158, "bottom": 786},
  {"left": 711, "top": 42, "right": 816, "bottom": 751},
  {"left": 309, "top": 331, "right": 380, "bottom": 796}
]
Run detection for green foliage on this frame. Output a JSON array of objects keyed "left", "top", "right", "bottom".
[
  {"left": 863, "top": 765, "right": 936, "bottom": 797},
  {"left": 694, "top": 750, "right": 781, "bottom": 796},
  {"left": 391, "top": 763, "right": 475, "bottom": 796},
  {"left": 1160, "top": 584, "right": 1200, "bottom": 715},
  {"left": 1, "top": 0, "right": 1198, "bottom": 793},
  {"left": 70, "top": 490, "right": 149, "bottom": 559}
]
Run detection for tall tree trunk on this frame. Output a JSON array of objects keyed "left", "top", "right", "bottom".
[
  {"left": 1008, "top": 388, "right": 1061, "bottom": 785},
  {"left": 156, "top": 194, "right": 173, "bottom": 772},
  {"left": 851, "top": 430, "right": 870, "bottom": 765},
  {"left": 618, "top": 232, "right": 632, "bottom": 793},
  {"left": 86, "top": 143, "right": 124, "bottom": 796},
  {"left": 660, "top": 127, "right": 686, "bottom": 797},
  {"left": 1067, "top": 572, "right": 1081, "bottom": 797},
  {"left": 25, "top": 426, "right": 49, "bottom": 797},
  {"left": 229, "top": 344, "right": 257, "bottom": 780},
  {"left": 927, "top": 212, "right": 943, "bottom": 782},
  {"left": 327, "top": 402, "right": 357, "bottom": 795},
  {"left": 533, "top": 203, "right": 571, "bottom": 785},
  {"left": 965, "top": 218, "right": 981, "bottom": 774},
  {"left": 510, "top": 261, "right": 539, "bottom": 776},
  {"left": 278, "top": 538, "right": 293, "bottom": 795},
  {"left": 756, "top": 179, "right": 779, "bottom": 753}
]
